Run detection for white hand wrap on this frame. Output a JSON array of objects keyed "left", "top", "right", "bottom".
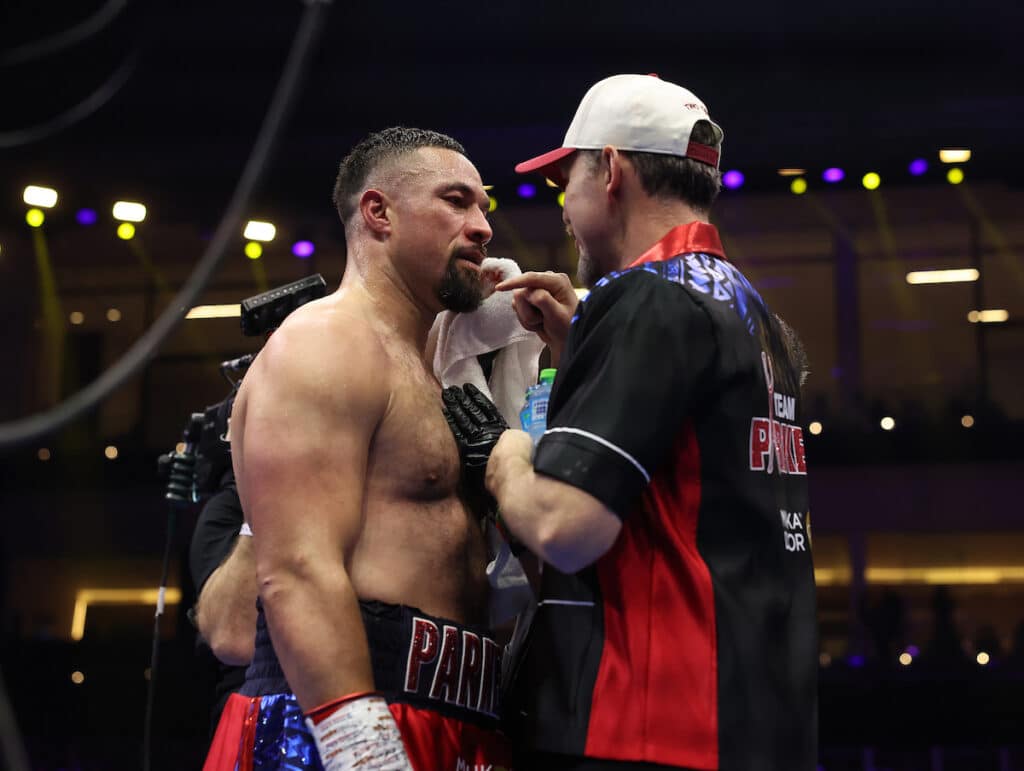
[{"left": 304, "top": 694, "right": 412, "bottom": 771}]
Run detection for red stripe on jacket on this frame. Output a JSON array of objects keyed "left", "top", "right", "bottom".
[{"left": 586, "top": 420, "right": 719, "bottom": 769}]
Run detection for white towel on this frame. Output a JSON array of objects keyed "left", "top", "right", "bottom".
[
  {"left": 431, "top": 257, "right": 542, "bottom": 626},
  {"left": 431, "top": 257, "right": 546, "bottom": 426}
]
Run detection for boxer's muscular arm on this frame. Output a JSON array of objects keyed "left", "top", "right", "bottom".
[
  {"left": 486, "top": 429, "right": 621, "bottom": 574},
  {"left": 237, "top": 318, "right": 386, "bottom": 710}
]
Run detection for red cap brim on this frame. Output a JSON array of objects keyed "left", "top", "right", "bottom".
[{"left": 514, "top": 146, "right": 577, "bottom": 186}]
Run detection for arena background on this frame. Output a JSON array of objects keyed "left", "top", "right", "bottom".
[{"left": 1, "top": 1, "right": 1023, "bottom": 768}]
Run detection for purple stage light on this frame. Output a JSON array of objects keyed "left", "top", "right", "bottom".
[
  {"left": 822, "top": 167, "right": 844, "bottom": 183},
  {"left": 848, "top": 654, "right": 865, "bottom": 668},
  {"left": 517, "top": 183, "right": 536, "bottom": 199},
  {"left": 906, "top": 645, "right": 920, "bottom": 657},
  {"left": 76, "top": 208, "right": 98, "bottom": 225},
  {"left": 909, "top": 158, "right": 928, "bottom": 176},
  {"left": 722, "top": 170, "right": 744, "bottom": 190},
  {"left": 292, "top": 240, "right": 315, "bottom": 258}
]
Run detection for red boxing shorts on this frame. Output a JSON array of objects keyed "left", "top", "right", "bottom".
[{"left": 202, "top": 600, "right": 513, "bottom": 771}]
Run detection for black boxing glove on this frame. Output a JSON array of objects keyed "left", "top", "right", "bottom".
[
  {"left": 442, "top": 384, "right": 526, "bottom": 554},
  {"left": 441, "top": 384, "right": 507, "bottom": 508},
  {"left": 442, "top": 383, "right": 508, "bottom": 470}
]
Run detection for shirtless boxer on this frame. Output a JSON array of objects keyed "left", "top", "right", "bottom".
[{"left": 202, "top": 127, "right": 512, "bottom": 771}]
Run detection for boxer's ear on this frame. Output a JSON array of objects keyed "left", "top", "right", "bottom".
[{"left": 359, "top": 189, "right": 391, "bottom": 238}]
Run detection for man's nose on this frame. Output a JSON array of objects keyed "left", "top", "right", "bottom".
[{"left": 467, "top": 206, "right": 493, "bottom": 246}]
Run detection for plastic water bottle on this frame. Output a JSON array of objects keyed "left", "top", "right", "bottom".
[{"left": 520, "top": 368, "right": 557, "bottom": 444}]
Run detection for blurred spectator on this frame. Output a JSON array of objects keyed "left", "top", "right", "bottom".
[
  {"left": 918, "top": 587, "right": 970, "bottom": 672},
  {"left": 864, "top": 590, "right": 906, "bottom": 668}
]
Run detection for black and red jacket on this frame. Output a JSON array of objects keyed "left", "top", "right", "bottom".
[{"left": 507, "top": 222, "right": 817, "bottom": 770}]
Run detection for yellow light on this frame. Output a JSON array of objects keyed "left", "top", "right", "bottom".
[
  {"left": 573, "top": 287, "right": 589, "bottom": 299},
  {"left": 37, "top": 448, "right": 51, "bottom": 461},
  {"left": 880, "top": 416, "right": 895, "bottom": 431},
  {"left": 186, "top": 304, "right": 241, "bottom": 319},
  {"left": 862, "top": 172, "right": 881, "bottom": 190},
  {"left": 817, "top": 565, "right": 1024, "bottom": 586},
  {"left": 777, "top": 168, "right": 806, "bottom": 177},
  {"left": 243, "top": 220, "right": 276, "bottom": 242},
  {"left": 69, "top": 311, "right": 85, "bottom": 325},
  {"left": 104, "top": 445, "right": 119, "bottom": 460},
  {"left": 71, "top": 671, "right": 85, "bottom": 685},
  {"left": 899, "top": 652, "right": 913, "bottom": 666},
  {"left": 545, "top": 178, "right": 559, "bottom": 188},
  {"left": 245, "top": 241, "right": 263, "bottom": 260},
  {"left": 488, "top": 196, "right": 498, "bottom": 213},
  {"left": 976, "top": 651, "right": 990, "bottom": 666},
  {"left": 961, "top": 414, "right": 975, "bottom": 428},
  {"left": 23, "top": 185, "right": 58, "bottom": 208},
  {"left": 175, "top": 442, "right": 186, "bottom": 454},
  {"left": 26, "top": 208, "right": 45, "bottom": 227},
  {"left": 790, "top": 177, "right": 808, "bottom": 195},
  {"left": 906, "top": 268, "right": 979, "bottom": 285},
  {"left": 117, "top": 223, "right": 136, "bottom": 240},
  {"left": 813, "top": 568, "right": 842, "bottom": 585},
  {"left": 71, "top": 587, "right": 183, "bottom": 640},
  {"left": 967, "top": 309, "right": 1009, "bottom": 324},
  {"left": 947, "top": 167, "right": 965, "bottom": 185},
  {"left": 106, "top": 308, "right": 121, "bottom": 322},
  {"left": 818, "top": 652, "right": 831, "bottom": 667},
  {"left": 557, "top": 192, "right": 566, "bottom": 208},
  {"left": 939, "top": 149, "right": 971, "bottom": 164},
  {"left": 866, "top": 566, "right": 1024, "bottom": 585},
  {"left": 809, "top": 421, "right": 823, "bottom": 435},
  {"left": 112, "top": 201, "right": 147, "bottom": 222}
]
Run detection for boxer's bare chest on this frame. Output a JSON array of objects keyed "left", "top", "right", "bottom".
[{"left": 369, "top": 343, "right": 462, "bottom": 502}]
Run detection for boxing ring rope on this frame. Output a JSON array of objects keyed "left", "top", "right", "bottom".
[
  {"left": 0, "top": 0, "right": 129, "bottom": 66},
  {"left": 0, "top": 0, "right": 334, "bottom": 451}
]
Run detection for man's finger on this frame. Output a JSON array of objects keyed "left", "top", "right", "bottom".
[
  {"left": 442, "top": 388, "right": 480, "bottom": 439},
  {"left": 496, "top": 271, "right": 573, "bottom": 296},
  {"left": 464, "top": 384, "right": 506, "bottom": 427},
  {"left": 454, "top": 386, "right": 488, "bottom": 425},
  {"left": 511, "top": 292, "right": 545, "bottom": 332},
  {"left": 527, "top": 288, "right": 563, "bottom": 315},
  {"left": 441, "top": 404, "right": 465, "bottom": 442}
]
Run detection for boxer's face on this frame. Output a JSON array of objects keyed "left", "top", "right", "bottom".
[
  {"left": 387, "top": 147, "right": 493, "bottom": 313},
  {"left": 560, "top": 152, "right": 615, "bottom": 289}
]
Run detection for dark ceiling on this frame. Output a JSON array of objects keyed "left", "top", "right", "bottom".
[{"left": 3, "top": 0, "right": 1023, "bottom": 226}]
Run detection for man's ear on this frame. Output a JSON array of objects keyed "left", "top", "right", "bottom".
[
  {"left": 358, "top": 189, "right": 391, "bottom": 238},
  {"left": 602, "top": 146, "right": 623, "bottom": 197}
]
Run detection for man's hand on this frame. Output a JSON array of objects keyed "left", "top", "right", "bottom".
[
  {"left": 496, "top": 271, "right": 579, "bottom": 366},
  {"left": 442, "top": 384, "right": 508, "bottom": 510}
]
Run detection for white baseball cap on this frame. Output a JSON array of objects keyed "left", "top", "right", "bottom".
[{"left": 515, "top": 73, "right": 724, "bottom": 186}]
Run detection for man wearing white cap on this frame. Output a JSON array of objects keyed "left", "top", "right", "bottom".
[{"left": 449, "top": 74, "right": 817, "bottom": 770}]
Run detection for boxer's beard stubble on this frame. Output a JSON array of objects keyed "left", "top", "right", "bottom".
[{"left": 437, "top": 252, "right": 485, "bottom": 313}]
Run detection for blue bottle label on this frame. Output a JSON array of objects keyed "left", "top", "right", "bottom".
[{"left": 533, "top": 401, "right": 547, "bottom": 421}]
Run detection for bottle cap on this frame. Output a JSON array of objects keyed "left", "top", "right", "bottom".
[{"left": 539, "top": 368, "right": 557, "bottom": 384}]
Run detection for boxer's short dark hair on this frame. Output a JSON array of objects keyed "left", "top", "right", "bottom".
[{"left": 332, "top": 127, "right": 466, "bottom": 224}]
